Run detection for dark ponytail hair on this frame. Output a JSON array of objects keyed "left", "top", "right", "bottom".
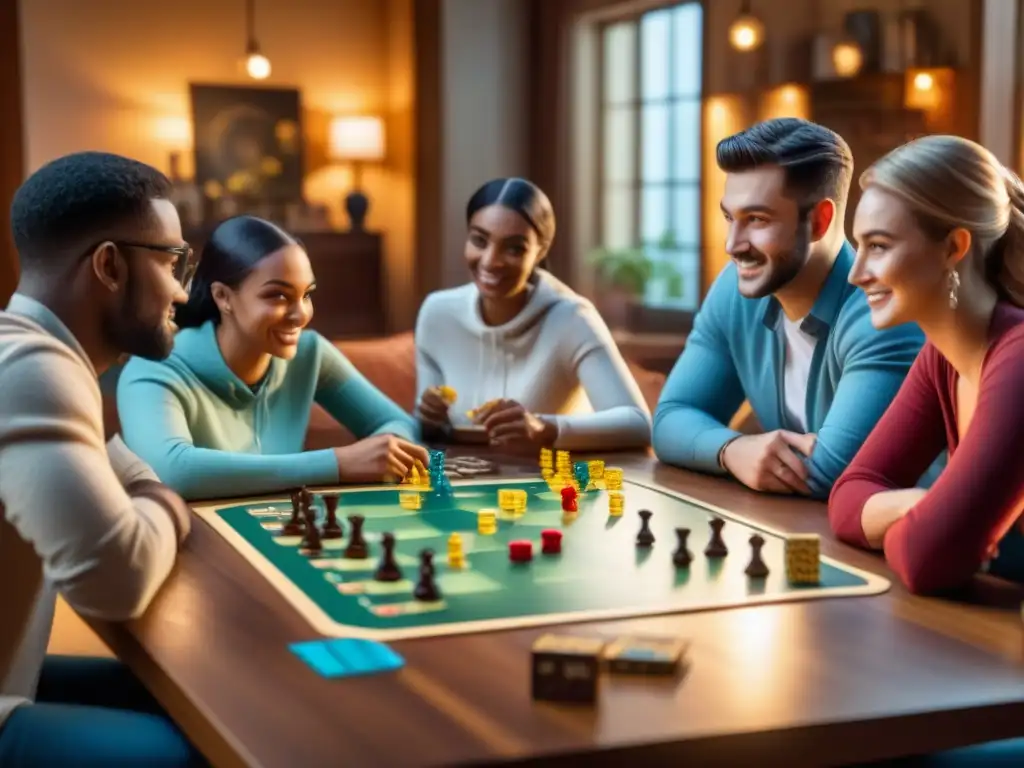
[
  {"left": 174, "top": 215, "right": 297, "bottom": 329},
  {"left": 466, "top": 178, "right": 556, "bottom": 249}
]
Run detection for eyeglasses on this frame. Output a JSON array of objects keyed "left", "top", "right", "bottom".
[{"left": 111, "top": 241, "right": 199, "bottom": 290}]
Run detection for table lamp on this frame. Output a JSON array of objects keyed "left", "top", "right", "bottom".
[{"left": 328, "top": 115, "right": 385, "bottom": 232}]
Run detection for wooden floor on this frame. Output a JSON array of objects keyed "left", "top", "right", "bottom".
[{"left": 48, "top": 598, "right": 113, "bottom": 658}]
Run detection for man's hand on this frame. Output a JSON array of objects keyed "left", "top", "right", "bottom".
[{"left": 721, "top": 430, "right": 818, "bottom": 495}]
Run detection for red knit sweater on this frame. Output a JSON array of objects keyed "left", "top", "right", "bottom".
[{"left": 828, "top": 302, "right": 1024, "bottom": 594}]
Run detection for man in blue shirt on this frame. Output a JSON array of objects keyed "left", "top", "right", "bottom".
[{"left": 653, "top": 118, "right": 927, "bottom": 499}]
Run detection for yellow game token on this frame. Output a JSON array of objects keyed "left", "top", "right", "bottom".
[{"left": 437, "top": 385, "right": 457, "bottom": 404}]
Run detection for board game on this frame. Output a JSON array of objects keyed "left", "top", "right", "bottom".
[{"left": 193, "top": 452, "right": 890, "bottom": 641}]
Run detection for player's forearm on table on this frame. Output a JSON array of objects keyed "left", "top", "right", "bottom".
[
  {"left": 157, "top": 445, "right": 339, "bottom": 500},
  {"left": 860, "top": 488, "right": 926, "bottom": 548},
  {"left": 53, "top": 495, "right": 179, "bottom": 621},
  {"left": 550, "top": 407, "right": 651, "bottom": 450},
  {"left": 652, "top": 408, "right": 739, "bottom": 473},
  {"left": 369, "top": 418, "right": 421, "bottom": 442}
]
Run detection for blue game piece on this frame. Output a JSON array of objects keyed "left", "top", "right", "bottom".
[
  {"left": 573, "top": 461, "right": 590, "bottom": 491},
  {"left": 290, "top": 638, "right": 405, "bottom": 679}
]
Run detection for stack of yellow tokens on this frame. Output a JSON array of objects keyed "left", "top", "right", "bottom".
[
  {"left": 587, "top": 459, "right": 605, "bottom": 483},
  {"left": 539, "top": 447, "right": 553, "bottom": 477},
  {"left": 399, "top": 491, "right": 422, "bottom": 510},
  {"left": 478, "top": 508, "right": 498, "bottom": 534},
  {"left": 448, "top": 532, "right": 466, "bottom": 569},
  {"left": 498, "top": 488, "right": 527, "bottom": 515},
  {"left": 555, "top": 450, "right": 571, "bottom": 475},
  {"left": 608, "top": 491, "right": 624, "bottom": 516},
  {"left": 604, "top": 467, "right": 624, "bottom": 491}
]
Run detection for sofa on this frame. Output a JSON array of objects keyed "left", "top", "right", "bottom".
[{"left": 101, "top": 331, "right": 673, "bottom": 448}]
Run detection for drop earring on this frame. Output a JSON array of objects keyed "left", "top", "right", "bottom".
[{"left": 947, "top": 268, "right": 960, "bottom": 310}]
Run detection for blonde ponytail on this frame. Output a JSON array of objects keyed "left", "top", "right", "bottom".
[{"left": 988, "top": 170, "right": 1024, "bottom": 305}]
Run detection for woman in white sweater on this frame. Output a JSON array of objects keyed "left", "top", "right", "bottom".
[{"left": 415, "top": 177, "right": 651, "bottom": 452}]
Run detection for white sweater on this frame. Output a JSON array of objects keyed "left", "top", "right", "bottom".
[
  {"left": 415, "top": 269, "right": 651, "bottom": 450},
  {"left": 0, "top": 294, "right": 179, "bottom": 729}
]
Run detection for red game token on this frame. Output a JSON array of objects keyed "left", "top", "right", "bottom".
[
  {"left": 509, "top": 540, "right": 533, "bottom": 562},
  {"left": 541, "top": 529, "right": 562, "bottom": 554}
]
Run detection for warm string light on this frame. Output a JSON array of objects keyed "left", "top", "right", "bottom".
[
  {"left": 728, "top": 13, "right": 764, "bottom": 51},
  {"left": 728, "top": 0, "right": 764, "bottom": 52},
  {"left": 244, "top": 0, "right": 270, "bottom": 80}
]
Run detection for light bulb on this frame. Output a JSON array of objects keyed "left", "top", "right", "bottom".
[
  {"left": 832, "top": 41, "right": 863, "bottom": 78},
  {"left": 728, "top": 15, "right": 764, "bottom": 51},
  {"left": 246, "top": 53, "right": 271, "bottom": 80},
  {"left": 913, "top": 72, "right": 934, "bottom": 91}
]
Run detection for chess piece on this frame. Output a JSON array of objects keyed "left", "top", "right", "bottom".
[
  {"left": 672, "top": 527, "right": 692, "bottom": 567},
  {"left": 413, "top": 549, "right": 441, "bottom": 601},
  {"left": 321, "top": 493, "right": 343, "bottom": 539},
  {"left": 636, "top": 509, "right": 655, "bottom": 547},
  {"left": 745, "top": 533, "right": 769, "bottom": 578},
  {"left": 344, "top": 514, "right": 369, "bottom": 559},
  {"left": 299, "top": 503, "right": 322, "bottom": 556},
  {"left": 374, "top": 532, "right": 403, "bottom": 581},
  {"left": 704, "top": 516, "right": 728, "bottom": 557},
  {"left": 280, "top": 490, "right": 305, "bottom": 536}
]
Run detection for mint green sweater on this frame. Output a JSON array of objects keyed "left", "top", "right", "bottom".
[{"left": 116, "top": 321, "right": 419, "bottom": 500}]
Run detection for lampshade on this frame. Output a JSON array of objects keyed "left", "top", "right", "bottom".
[{"left": 328, "top": 116, "right": 385, "bottom": 161}]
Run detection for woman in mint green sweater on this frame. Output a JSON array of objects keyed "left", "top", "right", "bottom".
[{"left": 117, "top": 215, "right": 427, "bottom": 501}]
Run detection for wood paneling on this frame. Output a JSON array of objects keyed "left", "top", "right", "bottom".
[
  {"left": 89, "top": 450, "right": 1024, "bottom": 767},
  {"left": 413, "top": 0, "right": 443, "bottom": 305},
  {"left": 0, "top": 0, "right": 24, "bottom": 305}
]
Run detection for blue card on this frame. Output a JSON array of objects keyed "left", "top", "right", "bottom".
[{"left": 290, "top": 638, "right": 405, "bottom": 678}]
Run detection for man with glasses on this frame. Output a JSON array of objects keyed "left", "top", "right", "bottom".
[{"left": 0, "top": 151, "right": 206, "bottom": 765}]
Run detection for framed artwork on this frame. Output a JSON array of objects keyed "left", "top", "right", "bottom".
[{"left": 190, "top": 83, "right": 303, "bottom": 205}]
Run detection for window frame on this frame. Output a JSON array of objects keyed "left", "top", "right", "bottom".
[{"left": 594, "top": 1, "right": 706, "bottom": 313}]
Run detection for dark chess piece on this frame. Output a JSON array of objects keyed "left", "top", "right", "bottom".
[
  {"left": 744, "top": 533, "right": 770, "bottom": 578},
  {"left": 636, "top": 509, "right": 655, "bottom": 547},
  {"left": 374, "top": 532, "right": 403, "bottom": 582},
  {"left": 672, "top": 527, "right": 692, "bottom": 567},
  {"left": 299, "top": 503, "right": 322, "bottom": 556},
  {"left": 321, "top": 494, "right": 343, "bottom": 539},
  {"left": 413, "top": 549, "right": 441, "bottom": 601},
  {"left": 704, "top": 516, "right": 728, "bottom": 558},
  {"left": 280, "top": 490, "right": 305, "bottom": 536},
  {"left": 344, "top": 514, "right": 369, "bottom": 559}
]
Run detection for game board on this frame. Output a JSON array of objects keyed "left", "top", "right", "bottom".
[{"left": 193, "top": 470, "right": 890, "bottom": 641}]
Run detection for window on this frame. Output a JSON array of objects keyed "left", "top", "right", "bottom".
[{"left": 598, "top": 3, "right": 703, "bottom": 309}]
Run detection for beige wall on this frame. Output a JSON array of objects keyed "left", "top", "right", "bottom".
[
  {"left": 438, "top": 0, "right": 530, "bottom": 288},
  {"left": 19, "top": 0, "right": 416, "bottom": 329}
]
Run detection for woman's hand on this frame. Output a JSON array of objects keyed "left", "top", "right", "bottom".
[
  {"left": 417, "top": 386, "right": 453, "bottom": 429},
  {"left": 474, "top": 398, "right": 557, "bottom": 451}
]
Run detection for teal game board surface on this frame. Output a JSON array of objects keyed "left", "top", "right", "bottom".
[{"left": 193, "top": 477, "right": 889, "bottom": 641}]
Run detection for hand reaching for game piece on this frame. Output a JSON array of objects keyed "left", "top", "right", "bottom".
[
  {"left": 721, "top": 430, "right": 817, "bottom": 495},
  {"left": 334, "top": 434, "right": 431, "bottom": 483},
  {"left": 417, "top": 386, "right": 453, "bottom": 429},
  {"left": 473, "top": 398, "right": 557, "bottom": 451}
]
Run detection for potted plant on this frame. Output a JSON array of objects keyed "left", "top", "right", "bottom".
[{"left": 588, "top": 231, "right": 684, "bottom": 326}]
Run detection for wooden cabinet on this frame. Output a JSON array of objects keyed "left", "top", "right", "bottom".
[{"left": 184, "top": 228, "right": 387, "bottom": 340}]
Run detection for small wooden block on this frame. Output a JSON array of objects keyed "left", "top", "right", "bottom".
[
  {"left": 531, "top": 634, "right": 605, "bottom": 704},
  {"left": 601, "top": 636, "right": 689, "bottom": 675},
  {"left": 785, "top": 534, "right": 821, "bottom": 584}
]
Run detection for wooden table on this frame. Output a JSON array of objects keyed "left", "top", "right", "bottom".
[{"left": 89, "top": 452, "right": 1024, "bottom": 768}]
